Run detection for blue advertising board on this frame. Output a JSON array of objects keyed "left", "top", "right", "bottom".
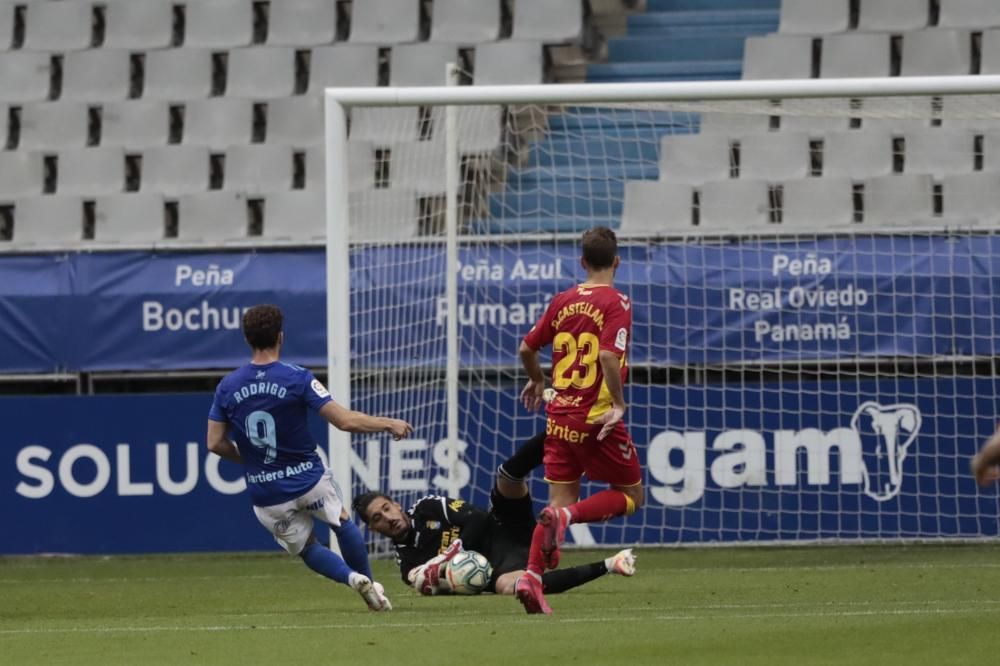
[
  {"left": 1, "top": 235, "right": 999, "bottom": 373},
  {"left": 4, "top": 378, "right": 998, "bottom": 555}
]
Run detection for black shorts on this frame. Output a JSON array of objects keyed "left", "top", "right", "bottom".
[{"left": 484, "top": 488, "right": 537, "bottom": 591}]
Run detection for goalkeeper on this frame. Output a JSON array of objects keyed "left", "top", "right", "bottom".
[{"left": 353, "top": 433, "right": 635, "bottom": 595}]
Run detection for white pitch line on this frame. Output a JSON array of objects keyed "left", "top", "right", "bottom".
[
  {"left": 3, "top": 560, "right": 1000, "bottom": 585},
  {"left": 1, "top": 606, "right": 996, "bottom": 637}
]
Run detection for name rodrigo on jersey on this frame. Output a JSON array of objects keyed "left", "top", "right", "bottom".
[{"left": 232, "top": 381, "right": 288, "bottom": 403}]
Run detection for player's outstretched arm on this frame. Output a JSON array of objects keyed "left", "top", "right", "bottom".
[
  {"left": 595, "top": 350, "right": 626, "bottom": 441},
  {"left": 319, "top": 401, "right": 413, "bottom": 439},
  {"left": 519, "top": 341, "right": 546, "bottom": 411},
  {"left": 972, "top": 425, "right": 1000, "bottom": 486},
  {"left": 206, "top": 419, "right": 243, "bottom": 463}
]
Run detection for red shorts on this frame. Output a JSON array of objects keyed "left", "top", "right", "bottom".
[{"left": 542, "top": 414, "right": 642, "bottom": 487}]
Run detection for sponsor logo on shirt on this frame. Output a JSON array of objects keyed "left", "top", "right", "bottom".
[
  {"left": 311, "top": 379, "right": 330, "bottom": 399},
  {"left": 615, "top": 327, "right": 628, "bottom": 351}
]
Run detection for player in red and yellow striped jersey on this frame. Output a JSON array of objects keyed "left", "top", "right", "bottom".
[{"left": 515, "top": 226, "right": 644, "bottom": 615}]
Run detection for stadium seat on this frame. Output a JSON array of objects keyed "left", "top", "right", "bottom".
[
  {"left": 226, "top": 48, "right": 297, "bottom": 99},
  {"left": 267, "top": 0, "right": 338, "bottom": 46},
  {"left": 308, "top": 45, "right": 380, "bottom": 92},
  {"left": 938, "top": 94, "right": 1000, "bottom": 130},
  {"left": 740, "top": 132, "right": 811, "bottom": 181},
  {"left": 781, "top": 177, "right": 855, "bottom": 229},
  {"left": 10, "top": 196, "right": 84, "bottom": 248},
  {"left": 820, "top": 33, "right": 892, "bottom": 79},
  {"left": 0, "top": 152, "right": 44, "bottom": 201},
  {"left": 176, "top": 192, "right": 249, "bottom": 242},
  {"left": 304, "top": 142, "right": 376, "bottom": 192},
  {"left": 698, "top": 180, "right": 772, "bottom": 231},
  {"left": 511, "top": 0, "right": 583, "bottom": 43},
  {"left": 777, "top": 98, "right": 852, "bottom": 135},
  {"left": 142, "top": 49, "right": 214, "bottom": 101},
  {"left": 350, "top": 108, "right": 419, "bottom": 145},
  {"left": 390, "top": 141, "right": 446, "bottom": 194},
  {"left": 698, "top": 112, "right": 771, "bottom": 138},
  {"left": 224, "top": 144, "right": 295, "bottom": 194},
  {"left": 18, "top": 102, "right": 89, "bottom": 150},
  {"left": 349, "top": 0, "right": 421, "bottom": 44},
  {"left": 858, "top": 96, "right": 933, "bottom": 133},
  {"left": 474, "top": 42, "right": 544, "bottom": 85},
  {"left": 863, "top": 174, "right": 935, "bottom": 226},
  {"left": 57, "top": 147, "right": 126, "bottom": 196},
  {"left": 903, "top": 129, "right": 975, "bottom": 177},
  {"left": 822, "top": 130, "right": 894, "bottom": 179},
  {"left": 61, "top": 50, "right": 131, "bottom": 103},
  {"left": 182, "top": 99, "right": 254, "bottom": 149},
  {"left": 93, "top": 193, "right": 165, "bottom": 243},
  {"left": 184, "top": 0, "right": 255, "bottom": 49},
  {"left": 349, "top": 190, "right": 418, "bottom": 240},
  {"left": 858, "top": 0, "right": 930, "bottom": 32},
  {"left": 742, "top": 35, "right": 814, "bottom": 80},
  {"left": 980, "top": 132, "right": 1000, "bottom": 171},
  {"left": 430, "top": 0, "right": 500, "bottom": 43},
  {"left": 900, "top": 30, "right": 972, "bottom": 76},
  {"left": 262, "top": 190, "right": 325, "bottom": 241},
  {"left": 941, "top": 172, "right": 1000, "bottom": 225},
  {"left": 103, "top": 0, "right": 174, "bottom": 50},
  {"left": 981, "top": 30, "right": 1000, "bottom": 74},
  {"left": 23, "top": 1, "right": 92, "bottom": 52},
  {"left": 659, "top": 134, "right": 732, "bottom": 185},
  {"left": 305, "top": 146, "right": 325, "bottom": 191},
  {"left": 100, "top": 100, "right": 171, "bottom": 149},
  {"left": 266, "top": 96, "right": 322, "bottom": 148},
  {"left": 0, "top": 2, "right": 14, "bottom": 51},
  {"left": 457, "top": 105, "right": 503, "bottom": 154},
  {"left": 939, "top": 0, "right": 1000, "bottom": 29},
  {"left": 620, "top": 181, "right": 694, "bottom": 235},
  {"left": 140, "top": 146, "right": 211, "bottom": 197},
  {"left": 778, "top": 0, "right": 850, "bottom": 34},
  {"left": 390, "top": 44, "right": 458, "bottom": 87},
  {"left": 0, "top": 53, "right": 52, "bottom": 103},
  {"left": 348, "top": 140, "right": 376, "bottom": 191}
]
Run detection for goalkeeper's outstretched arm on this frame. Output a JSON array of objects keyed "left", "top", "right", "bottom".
[{"left": 972, "top": 425, "right": 1000, "bottom": 486}]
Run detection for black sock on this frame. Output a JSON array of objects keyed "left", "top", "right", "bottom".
[
  {"left": 499, "top": 431, "right": 546, "bottom": 481},
  {"left": 541, "top": 562, "right": 607, "bottom": 595}
]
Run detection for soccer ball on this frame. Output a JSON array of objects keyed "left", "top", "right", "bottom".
[{"left": 444, "top": 550, "right": 493, "bottom": 595}]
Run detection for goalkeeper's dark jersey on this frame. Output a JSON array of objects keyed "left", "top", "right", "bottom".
[{"left": 393, "top": 492, "right": 536, "bottom": 587}]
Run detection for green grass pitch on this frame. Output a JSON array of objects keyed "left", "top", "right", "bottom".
[{"left": 2, "top": 545, "right": 998, "bottom": 665}]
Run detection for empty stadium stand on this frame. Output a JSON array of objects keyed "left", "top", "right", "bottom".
[{"left": 2, "top": 0, "right": 1000, "bottom": 248}]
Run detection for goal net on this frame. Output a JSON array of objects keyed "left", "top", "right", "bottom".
[{"left": 326, "top": 79, "right": 1000, "bottom": 548}]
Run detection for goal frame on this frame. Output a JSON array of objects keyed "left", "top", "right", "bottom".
[{"left": 323, "top": 75, "right": 1000, "bottom": 515}]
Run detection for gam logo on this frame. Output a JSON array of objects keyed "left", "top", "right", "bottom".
[
  {"left": 648, "top": 401, "right": 922, "bottom": 506},
  {"left": 851, "top": 401, "right": 921, "bottom": 501}
]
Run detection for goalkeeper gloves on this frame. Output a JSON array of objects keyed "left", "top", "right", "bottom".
[{"left": 407, "top": 538, "right": 465, "bottom": 595}]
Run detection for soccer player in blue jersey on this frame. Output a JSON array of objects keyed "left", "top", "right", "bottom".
[{"left": 207, "top": 304, "right": 413, "bottom": 612}]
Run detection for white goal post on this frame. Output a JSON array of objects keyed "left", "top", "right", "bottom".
[{"left": 325, "top": 76, "right": 1000, "bottom": 547}]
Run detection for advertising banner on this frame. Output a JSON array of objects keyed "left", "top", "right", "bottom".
[
  {"left": 4, "top": 379, "right": 997, "bottom": 554},
  {"left": 1, "top": 236, "right": 998, "bottom": 372}
]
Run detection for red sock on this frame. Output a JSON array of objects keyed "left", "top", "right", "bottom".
[
  {"left": 526, "top": 522, "right": 547, "bottom": 575},
  {"left": 567, "top": 490, "right": 630, "bottom": 524}
]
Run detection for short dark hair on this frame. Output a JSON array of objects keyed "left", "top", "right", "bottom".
[
  {"left": 352, "top": 491, "right": 391, "bottom": 524},
  {"left": 581, "top": 226, "right": 618, "bottom": 270},
  {"left": 242, "top": 305, "right": 283, "bottom": 350}
]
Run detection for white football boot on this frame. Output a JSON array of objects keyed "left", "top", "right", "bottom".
[
  {"left": 349, "top": 573, "right": 391, "bottom": 611},
  {"left": 606, "top": 548, "right": 637, "bottom": 576}
]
